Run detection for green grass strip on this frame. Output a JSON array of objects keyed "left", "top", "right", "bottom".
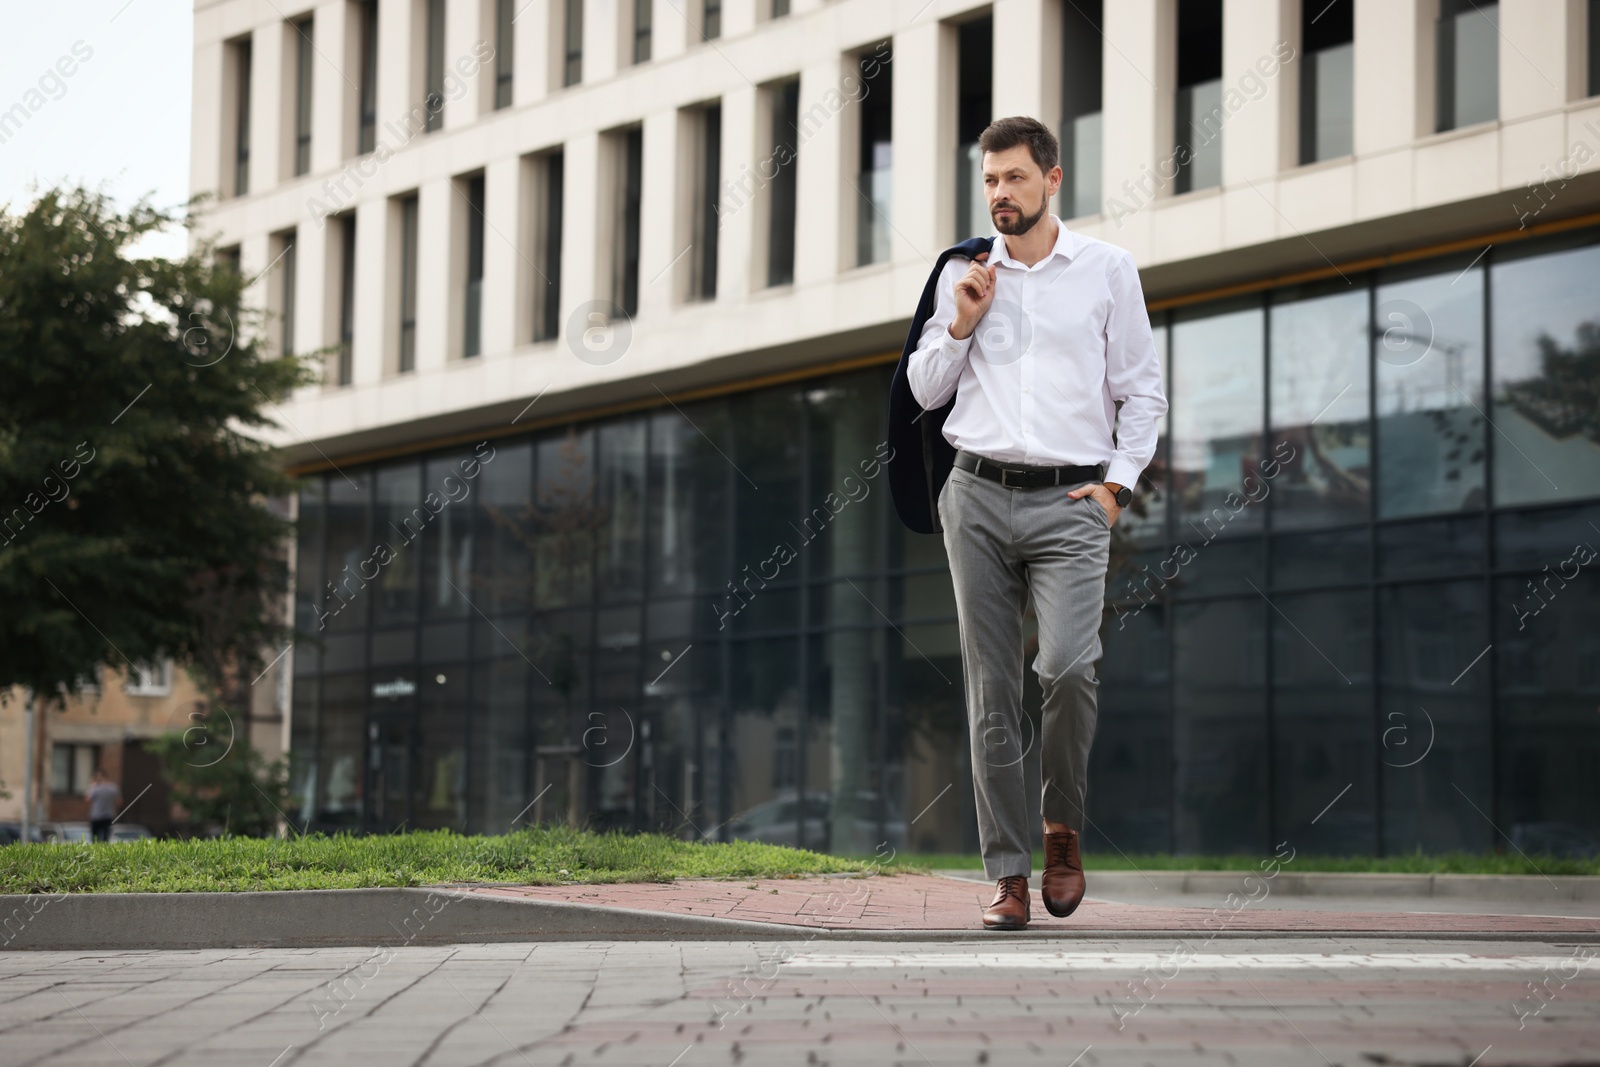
[{"left": 0, "top": 827, "right": 871, "bottom": 894}]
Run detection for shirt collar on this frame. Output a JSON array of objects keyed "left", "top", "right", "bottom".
[{"left": 989, "top": 214, "right": 1077, "bottom": 269}]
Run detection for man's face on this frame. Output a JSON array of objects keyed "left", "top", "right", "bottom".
[{"left": 983, "top": 144, "right": 1062, "bottom": 236}]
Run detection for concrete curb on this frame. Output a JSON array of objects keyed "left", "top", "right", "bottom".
[
  {"left": 935, "top": 869, "right": 1600, "bottom": 902},
  {"left": 0, "top": 887, "right": 816, "bottom": 952},
  {"left": 4, "top": 884, "right": 1600, "bottom": 950}
]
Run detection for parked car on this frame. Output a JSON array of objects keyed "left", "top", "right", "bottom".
[
  {"left": 725, "top": 790, "right": 907, "bottom": 853},
  {"left": 39, "top": 822, "right": 91, "bottom": 844},
  {"left": 109, "top": 824, "right": 152, "bottom": 843},
  {"left": 0, "top": 822, "right": 45, "bottom": 845}
]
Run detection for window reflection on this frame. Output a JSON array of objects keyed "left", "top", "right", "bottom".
[
  {"left": 1491, "top": 240, "right": 1600, "bottom": 506},
  {"left": 1376, "top": 263, "right": 1486, "bottom": 517},
  {"left": 1269, "top": 285, "right": 1370, "bottom": 529},
  {"left": 1172, "top": 301, "right": 1264, "bottom": 535}
]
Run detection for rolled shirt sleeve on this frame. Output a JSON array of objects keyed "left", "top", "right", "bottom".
[
  {"left": 1101, "top": 250, "right": 1167, "bottom": 490},
  {"left": 906, "top": 259, "right": 973, "bottom": 411}
]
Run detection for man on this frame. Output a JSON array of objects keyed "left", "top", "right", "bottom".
[
  {"left": 85, "top": 768, "right": 120, "bottom": 843},
  {"left": 889, "top": 117, "right": 1166, "bottom": 930}
]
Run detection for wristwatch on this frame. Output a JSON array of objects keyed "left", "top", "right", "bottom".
[{"left": 1104, "top": 481, "right": 1133, "bottom": 508}]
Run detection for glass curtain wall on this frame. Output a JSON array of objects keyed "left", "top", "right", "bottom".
[{"left": 292, "top": 230, "right": 1600, "bottom": 859}]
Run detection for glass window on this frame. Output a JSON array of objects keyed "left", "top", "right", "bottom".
[
  {"left": 424, "top": 0, "right": 445, "bottom": 131},
  {"left": 723, "top": 638, "right": 801, "bottom": 843},
  {"left": 463, "top": 175, "right": 485, "bottom": 357},
  {"left": 1490, "top": 238, "right": 1600, "bottom": 507},
  {"left": 689, "top": 109, "right": 719, "bottom": 301},
  {"left": 356, "top": 1, "right": 377, "bottom": 154},
  {"left": 1591, "top": 0, "right": 1600, "bottom": 98},
  {"left": 471, "top": 440, "right": 533, "bottom": 617},
  {"left": 1496, "top": 571, "right": 1600, "bottom": 855},
  {"left": 534, "top": 429, "right": 596, "bottom": 610},
  {"left": 954, "top": 16, "right": 993, "bottom": 241},
  {"left": 598, "top": 420, "right": 647, "bottom": 603},
  {"left": 1061, "top": 0, "right": 1103, "bottom": 218},
  {"left": 277, "top": 230, "right": 298, "bottom": 357},
  {"left": 890, "top": 622, "right": 967, "bottom": 853},
  {"left": 470, "top": 655, "right": 530, "bottom": 830},
  {"left": 1271, "top": 527, "right": 1367, "bottom": 588},
  {"left": 633, "top": 0, "right": 652, "bottom": 64},
  {"left": 1298, "top": 0, "right": 1352, "bottom": 163},
  {"left": 855, "top": 42, "right": 892, "bottom": 266},
  {"left": 1171, "top": 299, "right": 1265, "bottom": 537},
  {"left": 336, "top": 214, "right": 356, "bottom": 386},
  {"left": 1174, "top": 0, "right": 1223, "bottom": 194},
  {"left": 317, "top": 672, "right": 365, "bottom": 828},
  {"left": 648, "top": 402, "right": 732, "bottom": 601},
  {"left": 417, "top": 666, "right": 468, "bottom": 829},
  {"left": 396, "top": 196, "right": 418, "bottom": 373},
  {"left": 422, "top": 453, "right": 477, "bottom": 620},
  {"left": 373, "top": 462, "right": 422, "bottom": 628},
  {"left": 1088, "top": 602, "right": 1170, "bottom": 852},
  {"left": 1269, "top": 284, "right": 1370, "bottom": 529},
  {"left": 293, "top": 18, "right": 313, "bottom": 175},
  {"left": 563, "top": 0, "right": 583, "bottom": 87},
  {"left": 1272, "top": 590, "right": 1374, "bottom": 854},
  {"left": 323, "top": 471, "right": 372, "bottom": 633},
  {"left": 1378, "top": 515, "right": 1485, "bottom": 579},
  {"left": 615, "top": 126, "right": 644, "bottom": 315},
  {"left": 766, "top": 80, "right": 800, "bottom": 288},
  {"left": 532, "top": 151, "right": 563, "bottom": 343},
  {"left": 1174, "top": 598, "right": 1267, "bottom": 853},
  {"left": 802, "top": 371, "right": 885, "bottom": 583},
  {"left": 731, "top": 388, "right": 804, "bottom": 603},
  {"left": 1378, "top": 581, "right": 1492, "bottom": 853},
  {"left": 357, "top": 0, "right": 378, "bottom": 154},
  {"left": 1115, "top": 322, "right": 1169, "bottom": 547},
  {"left": 494, "top": 0, "right": 513, "bottom": 108},
  {"left": 232, "top": 37, "right": 252, "bottom": 196},
  {"left": 1436, "top": 0, "right": 1498, "bottom": 131},
  {"left": 1495, "top": 502, "right": 1600, "bottom": 570},
  {"left": 295, "top": 478, "right": 327, "bottom": 654},
  {"left": 1376, "top": 260, "right": 1486, "bottom": 517},
  {"left": 703, "top": 0, "right": 721, "bottom": 40}
]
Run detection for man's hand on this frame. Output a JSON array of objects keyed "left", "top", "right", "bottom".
[
  {"left": 949, "top": 252, "right": 998, "bottom": 341},
  {"left": 1067, "top": 481, "right": 1121, "bottom": 526}
]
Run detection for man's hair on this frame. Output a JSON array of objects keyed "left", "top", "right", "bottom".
[{"left": 977, "top": 116, "right": 1059, "bottom": 176}]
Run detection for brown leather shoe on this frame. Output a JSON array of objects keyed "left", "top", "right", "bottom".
[
  {"left": 1041, "top": 829, "right": 1086, "bottom": 917},
  {"left": 981, "top": 875, "right": 1031, "bottom": 930}
]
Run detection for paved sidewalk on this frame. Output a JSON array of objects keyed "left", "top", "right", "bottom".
[{"left": 463, "top": 872, "right": 1600, "bottom": 938}]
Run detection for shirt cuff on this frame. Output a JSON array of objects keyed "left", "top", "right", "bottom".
[
  {"left": 940, "top": 327, "right": 973, "bottom": 360},
  {"left": 1103, "top": 456, "right": 1143, "bottom": 491}
]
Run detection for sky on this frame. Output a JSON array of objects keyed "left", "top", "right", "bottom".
[{"left": 0, "top": 1, "right": 193, "bottom": 260}]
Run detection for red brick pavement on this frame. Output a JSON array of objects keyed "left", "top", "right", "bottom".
[{"left": 461, "top": 872, "right": 1600, "bottom": 936}]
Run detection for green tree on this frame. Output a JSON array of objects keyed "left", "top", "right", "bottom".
[
  {"left": 0, "top": 187, "right": 312, "bottom": 711},
  {"left": 145, "top": 709, "right": 291, "bottom": 837}
]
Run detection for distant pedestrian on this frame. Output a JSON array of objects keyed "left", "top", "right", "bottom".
[{"left": 86, "top": 769, "right": 120, "bottom": 843}]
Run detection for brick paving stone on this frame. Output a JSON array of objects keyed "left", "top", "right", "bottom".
[{"left": 462, "top": 872, "right": 1600, "bottom": 937}]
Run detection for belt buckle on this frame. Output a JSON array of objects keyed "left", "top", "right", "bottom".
[{"left": 1000, "top": 467, "right": 1029, "bottom": 489}]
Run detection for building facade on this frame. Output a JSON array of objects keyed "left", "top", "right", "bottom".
[{"left": 191, "top": 0, "right": 1600, "bottom": 857}]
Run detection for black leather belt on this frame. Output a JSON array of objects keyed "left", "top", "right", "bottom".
[{"left": 954, "top": 451, "right": 1104, "bottom": 489}]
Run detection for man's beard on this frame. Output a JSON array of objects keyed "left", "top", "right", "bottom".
[{"left": 992, "top": 196, "right": 1047, "bottom": 236}]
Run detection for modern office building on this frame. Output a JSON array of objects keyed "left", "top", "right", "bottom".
[{"left": 190, "top": 0, "right": 1600, "bottom": 857}]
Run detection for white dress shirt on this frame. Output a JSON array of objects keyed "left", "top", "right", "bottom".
[{"left": 906, "top": 215, "right": 1167, "bottom": 491}]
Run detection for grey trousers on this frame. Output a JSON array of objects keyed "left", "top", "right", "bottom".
[{"left": 937, "top": 458, "right": 1112, "bottom": 880}]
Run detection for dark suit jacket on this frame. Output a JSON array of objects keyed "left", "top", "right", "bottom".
[{"left": 887, "top": 236, "right": 994, "bottom": 535}]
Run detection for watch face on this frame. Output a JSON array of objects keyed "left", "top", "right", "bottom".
[{"left": 1115, "top": 486, "right": 1133, "bottom": 507}]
